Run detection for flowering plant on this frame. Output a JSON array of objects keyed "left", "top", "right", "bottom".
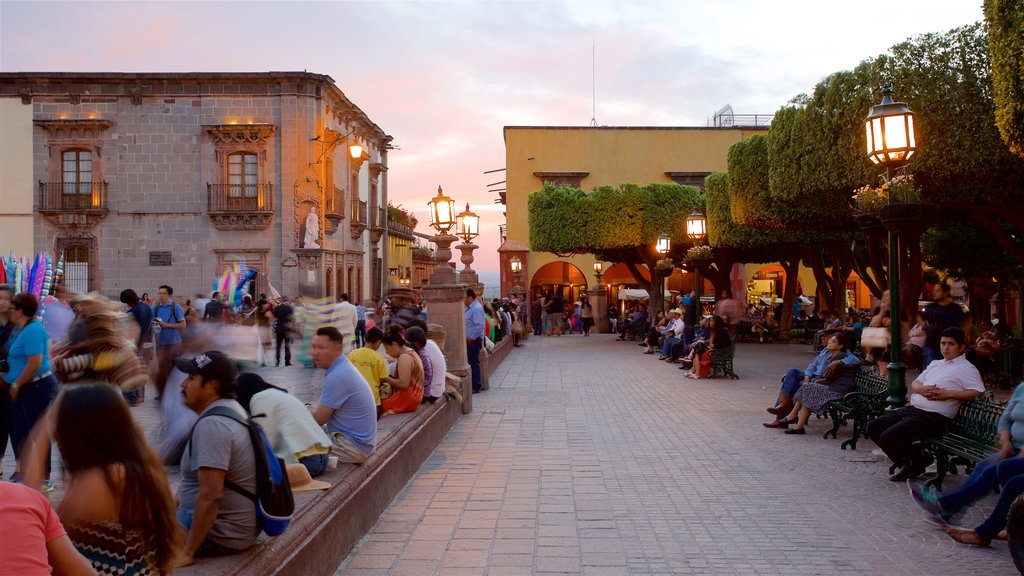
[
  {"left": 851, "top": 184, "right": 886, "bottom": 214},
  {"left": 686, "top": 245, "right": 713, "bottom": 261},
  {"left": 655, "top": 258, "right": 675, "bottom": 272},
  {"left": 883, "top": 174, "right": 921, "bottom": 204}
]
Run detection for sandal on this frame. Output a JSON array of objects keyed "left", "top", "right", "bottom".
[
  {"left": 947, "top": 527, "right": 990, "bottom": 548},
  {"left": 996, "top": 530, "right": 1008, "bottom": 541}
]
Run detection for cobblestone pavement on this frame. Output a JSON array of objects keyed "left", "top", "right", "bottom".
[{"left": 336, "top": 336, "right": 1017, "bottom": 576}]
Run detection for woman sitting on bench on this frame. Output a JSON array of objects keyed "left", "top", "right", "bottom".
[
  {"left": 910, "top": 381, "right": 1024, "bottom": 547},
  {"left": 682, "top": 315, "right": 731, "bottom": 380},
  {"left": 766, "top": 332, "right": 858, "bottom": 433}
]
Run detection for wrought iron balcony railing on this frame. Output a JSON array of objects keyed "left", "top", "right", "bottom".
[
  {"left": 38, "top": 181, "right": 109, "bottom": 211},
  {"left": 207, "top": 183, "right": 274, "bottom": 212}
]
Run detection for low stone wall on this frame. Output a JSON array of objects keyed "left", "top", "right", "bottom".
[
  {"left": 481, "top": 335, "right": 514, "bottom": 390},
  {"left": 178, "top": 376, "right": 468, "bottom": 576}
]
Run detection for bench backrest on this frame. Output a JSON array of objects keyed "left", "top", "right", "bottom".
[
  {"left": 855, "top": 369, "right": 889, "bottom": 395},
  {"left": 949, "top": 398, "right": 1004, "bottom": 447}
]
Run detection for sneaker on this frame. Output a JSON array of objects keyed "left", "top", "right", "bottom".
[
  {"left": 40, "top": 480, "right": 54, "bottom": 493},
  {"left": 908, "top": 481, "right": 950, "bottom": 526}
]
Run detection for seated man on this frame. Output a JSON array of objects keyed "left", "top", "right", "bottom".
[
  {"left": 764, "top": 329, "right": 861, "bottom": 422},
  {"left": 866, "top": 327, "right": 984, "bottom": 482},
  {"left": 176, "top": 351, "right": 259, "bottom": 563},
  {"left": 308, "top": 327, "right": 377, "bottom": 464},
  {"left": 617, "top": 305, "right": 648, "bottom": 341},
  {"left": 659, "top": 309, "right": 685, "bottom": 360}
]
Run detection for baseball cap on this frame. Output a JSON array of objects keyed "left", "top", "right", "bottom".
[{"left": 175, "top": 351, "right": 238, "bottom": 387}]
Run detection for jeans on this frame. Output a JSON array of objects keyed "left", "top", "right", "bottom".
[
  {"left": 275, "top": 333, "right": 292, "bottom": 366},
  {"left": 866, "top": 406, "right": 951, "bottom": 468},
  {"left": 533, "top": 316, "right": 543, "bottom": 336},
  {"left": 780, "top": 368, "right": 807, "bottom": 399},
  {"left": 0, "top": 381, "right": 10, "bottom": 461},
  {"left": 467, "top": 337, "right": 483, "bottom": 392},
  {"left": 683, "top": 325, "right": 696, "bottom": 347},
  {"left": 176, "top": 509, "right": 250, "bottom": 557},
  {"left": 299, "top": 452, "right": 330, "bottom": 477},
  {"left": 939, "top": 454, "right": 1024, "bottom": 540},
  {"left": 354, "top": 320, "right": 366, "bottom": 348},
  {"left": 661, "top": 337, "right": 681, "bottom": 357},
  {"left": 9, "top": 374, "right": 57, "bottom": 478}
]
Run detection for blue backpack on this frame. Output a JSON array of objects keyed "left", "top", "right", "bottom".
[{"left": 191, "top": 407, "right": 295, "bottom": 536}]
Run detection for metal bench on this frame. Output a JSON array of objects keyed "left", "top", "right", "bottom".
[
  {"left": 709, "top": 344, "right": 738, "bottom": 379},
  {"left": 822, "top": 369, "right": 889, "bottom": 450},
  {"left": 921, "top": 396, "right": 1005, "bottom": 489}
]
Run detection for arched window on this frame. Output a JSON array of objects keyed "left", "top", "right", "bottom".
[
  {"left": 227, "top": 152, "right": 258, "bottom": 198},
  {"left": 325, "top": 267, "right": 333, "bottom": 300}
]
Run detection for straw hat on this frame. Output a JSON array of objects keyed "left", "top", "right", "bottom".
[{"left": 286, "top": 463, "right": 331, "bottom": 492}]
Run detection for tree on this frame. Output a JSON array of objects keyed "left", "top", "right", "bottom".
[
  {"left": 984, "top": 0, "right": 1024, "bottom": 158},
  {"left": 528, "top": 182, "right": 702, "bottom": 315}
]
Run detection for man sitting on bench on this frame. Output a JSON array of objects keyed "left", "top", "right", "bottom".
[{"left": 866, "top": 327, "right": 984, "bottom": 482}]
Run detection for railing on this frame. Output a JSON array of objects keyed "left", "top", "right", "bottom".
[
  {"left": 387, "top": 220, "right": 413, "bottom": 238},
  {"left": 710, "top": 113, "right": 774, "bottom": 127},
  {"left": 499, "top": 224, "right": 507, "bottom": 245},
  {"left": 326, "top": 186, "right": 344, "bottom": 216},
  {"left": 374, "top": 206, "right": 386, "bottom": 229},
  {"left": 207, "top": 183, "right": 274, "bottom": 212},
  {"left": 38, "top": 181, "right": 108, "bottom": 211},
  {"left": 351, "top": 200, "right": 367, "bottom": 224}
]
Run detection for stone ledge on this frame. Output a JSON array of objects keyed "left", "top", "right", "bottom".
[{"left": 176, "top": 377, "right": 467, "bottom": 576}]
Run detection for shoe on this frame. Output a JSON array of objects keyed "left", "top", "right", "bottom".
[
  {"left": 658, "top": 356, "right": 668, "bottom": 361},
  {"left": 766, "top": 405, "right": 791, "bottom": 416},
  {"left": 908, "top": 481, "right": 952, "bottom": 526},
  {"left": 784, "top": 427, "right": 806, "bottom": 435},
  {"left": 947, "top": 527, "right": 991, "bottom": 548},
  {"left": 762, "top": 419, "right": 789, "bottom": 429},
  {"left": 643, "top": 350, "right": 655, "bottom": 354},
  {"left": 40, "top": 480, "right": 54, "bottom": 493},
  {"left": 890, "top": 463, "right": 926, "bottom": 482}
]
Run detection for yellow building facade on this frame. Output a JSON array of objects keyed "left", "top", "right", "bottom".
[{"left": 0, "top": 98, "right": 34, "bottom": 258}]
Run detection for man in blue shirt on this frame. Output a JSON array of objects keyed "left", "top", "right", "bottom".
[
  {"left": 464, "top": 288, "right": 485, "bottom": 393},
  {"left": 152, "top": 284, "right": 186, "bottom": 400},
  {"left": 308, "top": 327, "right": 376, "bottom": 463}
]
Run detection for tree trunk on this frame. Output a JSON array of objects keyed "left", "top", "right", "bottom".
[
  {"left": 806, "top": 249, "right": 835, "bottom": 312},
  {"left": 779, "top": 258, "right": 800, "bottom": 335},
  {"left": 829, "top": 245, "right": 853, "bottom": 314}
]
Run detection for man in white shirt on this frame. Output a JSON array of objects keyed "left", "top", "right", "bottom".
[
  {"left": 332, "top": 293, "right": 358, "bottom": 355},
  {"left": 658, "top": 309, "right": 685, "bottom": 360},
  {"left": 867, "top": 327, "right": 984, "bottom": 482}
]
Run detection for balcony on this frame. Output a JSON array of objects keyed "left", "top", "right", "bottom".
[
  {"left": 325, "top": 186, "right": 344, "bottom": 235},
  {"left": 207, "top": 183, "right": 274, "bottom": 230},
  {"left": 37, "top": 181, "right": 109, "bottom": 228},
  {"left": 350, "top": 199, "right": 368, "bottom": 240},
  {"left": 387, "top": 219, "right": 413, "bottom": 239},
  {"left": 370, "top": 206, "right": 386, "bottom": 243}
]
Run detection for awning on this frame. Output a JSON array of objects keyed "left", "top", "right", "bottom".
[{"left": 618, "top": 288, "right": 671, "bottom": 301}]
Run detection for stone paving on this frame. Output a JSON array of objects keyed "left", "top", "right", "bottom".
[{"left": 335, "top": 336, "right": 1017, "bottom": 575}]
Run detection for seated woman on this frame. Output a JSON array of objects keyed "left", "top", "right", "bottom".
[
  {"left": 23, "top": 383, "right": 180, "bottom": 574},
  {"left": 236, "top": 373, "right": 332, "bottom": 476},
  {"left": 910, "top": 381, "right": 1024, "bottom": 547},
  {"left": 901, "top": 312, "right": 927, "bottom": 370},
  {"left": 764, "top": 332, "right": 860, "bottom": 428},
  {"left": 673, "top": 316, "right": 711, "bottom": 366},
  {"left": 643, "top": 312, "right": 667, "bottom": 354},
  {"left": 683, "top": 315, "right": 731, "bottom": 379},
  {"left": 770, "top": 333, "right": 859, "bottom": 434},
  {"left": 750, "top": 306, "right": 774, "bottom": 344},
  {"left": 380, "top": 326, "right": 425, "bottom": 414}
]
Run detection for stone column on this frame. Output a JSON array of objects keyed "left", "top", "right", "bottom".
[
  {"left": 590, "top": 289, "right": 609, "bottom": 333},
  {"left": 424, "top": 234, "right": 472, "bottom": 413}
]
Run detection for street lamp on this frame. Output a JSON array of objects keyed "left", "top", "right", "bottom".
[
  {"left": 427, "top": 186, "right": 459, "bottom": 284},
  {"left": 866, "top": 85, "right": 917, "bottom": 411},
  {"left": 510, "top": 256, "right": 522, "bottom": 274},
  {"left": 593, "top": 260, "right": 604, "bottom": 285},
  {"left": 685, "top": 211, "right": 708, "bottom": 310},
  {"left": 652, "top": 231, "right": 672, "bottom": 314},
  {"left": 455, "top": 203, "right": 481, "bottom": 282},
  {"left": 656, "top": 231, "right": 671, "bottom": 255}
]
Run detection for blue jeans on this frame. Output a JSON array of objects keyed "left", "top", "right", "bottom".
[
  {"left": 661, "top": 337, "right": 680, "bottom": 357},
  {"left": 467, "top": 337, "right": 483, "bottom": 392},
  {"left": 300, "top": 453, "right": 329, "bottom": 477},
  {"left": 939, "top": 454, "right": 1024, "bottom": 540},
  {"left": 780, "top": 368, "right": 806, "bottom": 399},
  {"left": 354, "top": 320, "right": 366, "bottom": 348},
  {"left": 683, "top": 325, "right": 696, "bottom": 347},
  {"left": 10, "top": 374, "right": 57, "bottom": 478}
]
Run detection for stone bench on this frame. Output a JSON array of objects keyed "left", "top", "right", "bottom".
[{"left": 177, "top": 379, "right": 467, "bottom": 576}]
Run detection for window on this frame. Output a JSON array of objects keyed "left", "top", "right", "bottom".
[
  {"left": 63, "top": 244, "right": 91, "bottom": 294},
  {"left": 62, "top": 149, "right": 92, "bottom": 195},
  {"left": 228, "top": 152, "right": 258, "bottom": 197}
]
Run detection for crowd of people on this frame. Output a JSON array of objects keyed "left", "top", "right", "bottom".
[{"left": 0, "top": 281, "right": 471, "bottom": 573}]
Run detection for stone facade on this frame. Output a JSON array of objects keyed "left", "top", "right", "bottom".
[{"left": 0, "top": 72, "right": 391, "bottom": 302}]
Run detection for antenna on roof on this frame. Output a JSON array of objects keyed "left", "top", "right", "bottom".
[{"left": 590, "top": 38, "right": 598, "bottom": 127}]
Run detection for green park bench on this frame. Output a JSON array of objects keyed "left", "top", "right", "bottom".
[
  {"left": 822, "top": 369, "right": 889, "bottom": 450},
  {"left": 920, "top": 395, "right": 1005, "bottom": 490},
  {"left": 709, "top": 344, "right": 739, "bottom": 379}
]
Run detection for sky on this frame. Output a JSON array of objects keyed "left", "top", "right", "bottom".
[{"left": 0, "top": 0, "right": 985, "bottom": 273}]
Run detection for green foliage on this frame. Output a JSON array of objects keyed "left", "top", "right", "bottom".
[
  {"left": 527, "top": 182, "right": 702, "bottom": 259},
  {"left": 922, "top": 222, "right": 1024, "bottom": 278},
  {"left": 387, "top": 203, "right": 418, "bottom": 228},
  {"left": 984, "top": 0, "right": 1024, "bottom": 158},
  {"left": 726, "top": 135, "right": 773, "bottom": 228}
]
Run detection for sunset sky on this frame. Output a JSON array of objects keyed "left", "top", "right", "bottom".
[{"left": 1, "top": 0, "right": 983, "bottom": 272}]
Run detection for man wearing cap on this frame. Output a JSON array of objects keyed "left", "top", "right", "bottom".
[
  {"left": 175, "top": 351, "right": 258, "bottom": 565},
  {"left": 464, "top": 288, "right": 485, "bottom": 393},
  {"left": 332, "top": 293, "right": 358, "bottom": 355},
  {"left": 385, "top": 287, "right": 421, "bottom": 331},
  {"left": 308, "top": 327, "right": 377, "bottom": 463}
]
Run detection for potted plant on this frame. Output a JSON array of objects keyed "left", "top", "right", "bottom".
[
  {"left": 655, "top": 257, "right": 675, "bottom": 273},
  {"left": 876, "top": 174, "right": 938, "bottom": 237},
  {"left": 851, "top": 184, "right": 886, "bottom": 232},
  {"left": 686, "top": 245, "right": 713, "bottom": 262}
]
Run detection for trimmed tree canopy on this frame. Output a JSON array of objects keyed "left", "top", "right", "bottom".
[{"left": 985, "top": 0, "right": 1024, "bottom": 158}]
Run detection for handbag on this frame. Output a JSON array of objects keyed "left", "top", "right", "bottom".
[{"left": 861, "top": 327, "right": 891, "bottom": 348}]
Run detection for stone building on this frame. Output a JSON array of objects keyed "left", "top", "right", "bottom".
[{"left": 0, "top": 72, "right": 392, "bottom": 302}]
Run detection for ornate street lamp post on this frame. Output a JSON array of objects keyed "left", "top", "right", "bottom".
[
  {"left": 593, "top": 260, "right": 604, "bottom": 286},
  {"left": 865, "top": 85, "right": 917, "bottom": 411},
  {"left": 686, "top": 210, "right": 708, "bottom": 312},
  {"left": 455, "top": 202, "right": 481, "bottom": 284},
  {"left": 427, "top": 186, "right": 458, "bottom": 284},
  {"left": 653, "top": 231, "right": 671, "bottom": 313}
]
